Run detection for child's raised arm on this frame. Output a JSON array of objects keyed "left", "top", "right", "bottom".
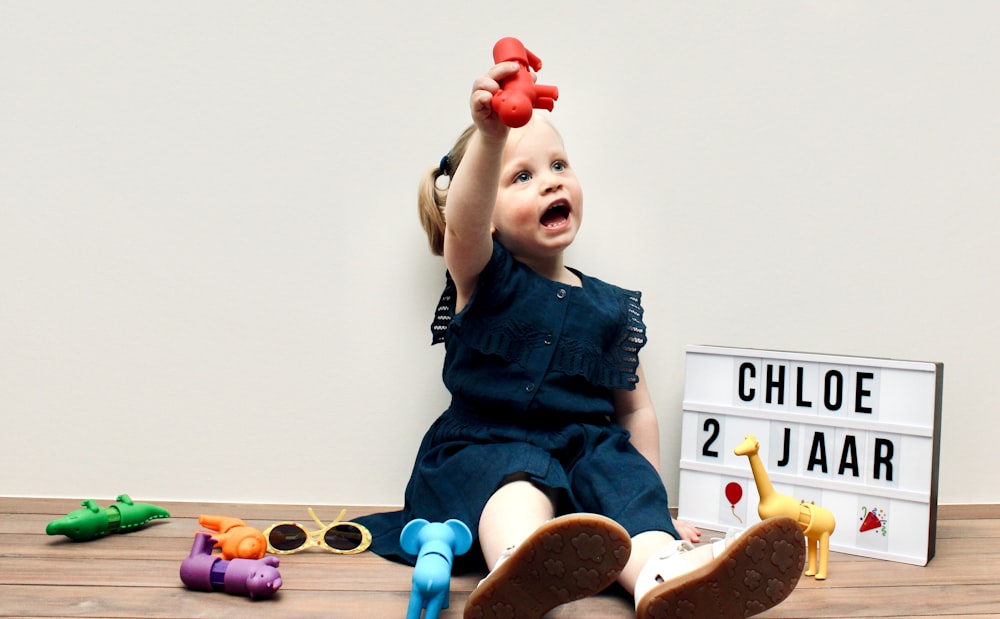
[{"left": 443, "top": 62, "right": 520, "bottom": 308}]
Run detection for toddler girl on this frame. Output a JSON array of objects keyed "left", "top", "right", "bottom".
[{"left": 356, "top": 60, "right": 804, "bottom": 619}]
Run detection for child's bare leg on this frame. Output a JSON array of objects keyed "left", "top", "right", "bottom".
[{"left": 478, "top": 479, "right": 555, "bottom": 569}]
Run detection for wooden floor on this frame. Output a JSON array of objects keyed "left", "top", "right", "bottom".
[{"left": 2, "top": 498, "right": 999, "bottom": 618}]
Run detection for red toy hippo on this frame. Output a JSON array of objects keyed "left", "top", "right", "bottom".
[{"left": 491, "top": 37, "right": 559, "bottom": 128}]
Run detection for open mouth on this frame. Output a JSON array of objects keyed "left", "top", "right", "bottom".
[{"left": 540, "top": 201, "right": 571, "bottom": 228}]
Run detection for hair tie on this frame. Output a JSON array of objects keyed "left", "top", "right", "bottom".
[{"left": 435, "top": 153, "right": 452, "bottom": 190}]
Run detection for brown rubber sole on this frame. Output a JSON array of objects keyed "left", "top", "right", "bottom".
[
  {"left": 464, "top": 513, "right": 632, "bottom": 619},
  {"left": 636, "top": 516, "right": 806, "bottom": 619}
]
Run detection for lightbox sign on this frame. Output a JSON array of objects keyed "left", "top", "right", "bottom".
[{"left": 678, "top": 345, "right": 943, "bottom": 566}]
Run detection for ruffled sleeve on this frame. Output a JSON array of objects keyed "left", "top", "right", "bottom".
[
  {"left": 430, "top": 274, "right": 456, "bottom": 344},
  {"left": 430, "top": 242, "right": 511, "bottom": 345},
  {"left": 613, "top": 288, "right": 648, "bottom": 387}
]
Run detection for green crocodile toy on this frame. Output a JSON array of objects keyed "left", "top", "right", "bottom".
[{"left": 45, "top": 494, "right": 170, "bottom": 541}]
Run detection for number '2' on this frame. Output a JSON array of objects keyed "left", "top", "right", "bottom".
[{"left": 702, "top": 418, "right": 720, "bottom": 458}]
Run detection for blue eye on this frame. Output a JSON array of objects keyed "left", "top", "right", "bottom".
[
  {"left": 515, "top": 171, "right": 532, "bottom": 183},
  {"left": 552, "top": 161, "right": 566, "bottom": 172}
]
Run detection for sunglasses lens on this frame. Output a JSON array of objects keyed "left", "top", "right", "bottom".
[
  {"left": 269, "top": 524, "right": 308, "bottom": 551},
  {"left": 324, "top": 524, "right": 363, "bottom": 551}
]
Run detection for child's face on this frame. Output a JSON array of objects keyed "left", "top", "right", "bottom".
[{"left": 492, "top": 118, "right": 583, "bottom": 261}]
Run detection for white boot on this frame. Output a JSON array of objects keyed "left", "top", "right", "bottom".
[
  {"left": 633, "top": 534, "right": 732, "bottom": 606},
  {"left": 474, "top": 545, "right": 516, "bottom": 591},
  {"left": 634, "top": 517, "right": 806, "bottom": 619}
]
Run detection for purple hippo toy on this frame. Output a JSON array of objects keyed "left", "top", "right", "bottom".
[{"left": 180, "top": 532, "right": 282, "bottom": 599}]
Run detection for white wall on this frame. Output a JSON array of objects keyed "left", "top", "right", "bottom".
[{"left": 2, "top": 1, "right": 997, "bottom": 507}]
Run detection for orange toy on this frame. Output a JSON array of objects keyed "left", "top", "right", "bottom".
[{"left": 198, "top": 514, "right": 267, "bottom": 560}]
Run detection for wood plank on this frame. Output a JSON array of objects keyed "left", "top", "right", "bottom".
[
  {"left": 14, "top": 514, "right": 1000, "bottom": 543},
  {"left": 0, "top": 585, "right": 435, "bottom": 619},
  {"left": 4, "top": 581, "right": 999, "bottom": 619},
  {"left": 13, "top": 519, "right": 1000, "bottom": 562},
  {"left": 0, "top": 585, "right": 633, "bottom": 619},
  {"left": 8, "top": 552, "right": 994, "bottom": 592},
  {"left": 4, "top": 497, "right": 995, "bottom": 520},
  {"left": 0, "top": 556, "right": 418, "bottom": 592},
  {"left": 937, "top": 517, "right": 1000, "bottom": 538},
  {"left": 757, "top": 584, "right": 1000, "bottom": 618},
  {"left": 936, "top": 504, "right": 1000, "bottom": 520},
  {"left": 0, "top": 497, "right": 388, "bottom": 521}
]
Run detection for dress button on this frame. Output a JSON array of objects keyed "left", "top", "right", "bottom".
[
  {"left": 556, "top": 288, "right": 567, "bottom": 299},
  {"left": 543, "top": 334, "right": 553, "bottom": 345},
  {"left": 525, "top": 383, "right": 535, "bottom": 393}
]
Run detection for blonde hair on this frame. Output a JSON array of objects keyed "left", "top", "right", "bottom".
[{"left": 418, "top": 124, "right": 476, "bottom": 256}]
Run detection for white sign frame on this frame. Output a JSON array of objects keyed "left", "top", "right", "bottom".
[{"left": 678, "top": 345, "right": 943, "bottom": 566}]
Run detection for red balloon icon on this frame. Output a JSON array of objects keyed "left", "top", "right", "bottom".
[
  {"left": 725, "top": 482, "right": 744, "bottom": 524},
  {"left": 725, "top": 482, "right": 743, "bottom": 507}
]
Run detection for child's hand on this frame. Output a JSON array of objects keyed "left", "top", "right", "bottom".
[
  {"left": 672, "top": 517, "right": 702, "bottom": 544},
  {"left": 469, "top": 62, "right": 521, "bottom": 140}
]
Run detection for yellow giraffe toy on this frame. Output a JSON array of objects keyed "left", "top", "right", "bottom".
[{"left": 734, "top": 434, "right": 836, "bottom": 579}]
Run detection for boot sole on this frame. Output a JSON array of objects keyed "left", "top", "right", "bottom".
[
  {"left": 637, "top": 516, "right": 806, "bottom": 619},
  {"left": 464, "top": 513, "right": 632, "bottom": 619}
]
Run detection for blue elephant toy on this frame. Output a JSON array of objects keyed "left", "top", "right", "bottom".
[{"left": 400, "top": 518, "right": 473, "bottom": 619}]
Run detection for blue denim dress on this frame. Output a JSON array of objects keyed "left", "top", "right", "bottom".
[{"left": 355, "top": 242, "right": 678, "bottom": 567}]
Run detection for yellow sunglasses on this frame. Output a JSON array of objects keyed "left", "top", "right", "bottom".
[{"left": 263, "top": 507, "right": 372, "bottom": 555}]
